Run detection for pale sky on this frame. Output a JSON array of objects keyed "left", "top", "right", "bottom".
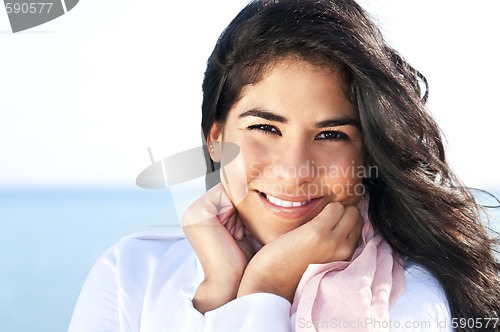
[{"left": 0, "top": 0, "right": 499, "bottom": 189}]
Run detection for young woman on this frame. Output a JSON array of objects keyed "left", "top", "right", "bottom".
[{"left": 69, "top": 0, "right": 500, "bottom": 331}]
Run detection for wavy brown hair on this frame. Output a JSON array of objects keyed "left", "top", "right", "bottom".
[{"left": 200, "top": 0, "right": 500, "bottom": 329}]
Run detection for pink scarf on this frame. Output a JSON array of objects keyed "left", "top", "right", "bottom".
[{"left": 291, "top": 197, "right": 405, "bottom": 331}]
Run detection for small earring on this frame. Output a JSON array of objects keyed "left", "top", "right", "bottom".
[{"left": 209, "top": 144, "right": 214, "bottom": 153}]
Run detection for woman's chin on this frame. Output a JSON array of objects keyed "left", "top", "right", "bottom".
[{"left": 248, "top": 224, "right": 301, "bottom": 246}]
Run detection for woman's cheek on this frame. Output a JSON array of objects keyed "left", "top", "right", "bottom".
[
  {"left": 241, "top": 139, "right": 274, "bottom": 178},
  {"left": 220, "top": 160, "right": 247, "bottom": 207},
  {"left": 323, "top": 152, "right": 365, "bottom": 203},
  {"left": 219, "top": 139, "right": 268, "bottom": 205}
]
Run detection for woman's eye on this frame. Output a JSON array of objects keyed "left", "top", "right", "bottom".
[
  {"left": 315, "top": 130, "right": 349, "bottom": 141},
  {"left": 247, "top": 124, "right": 281, "bottom": 135}
]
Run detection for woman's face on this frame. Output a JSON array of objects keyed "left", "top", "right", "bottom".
[{"left": 209, "top": 60, "right": 365, "bottom": 245}]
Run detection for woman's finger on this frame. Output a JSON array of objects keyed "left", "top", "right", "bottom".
[
  {"left": 181, "top": 183, "right": 235, "bottom": 227},
  {"left": 223, "top": 213, "right": 237, "bottom": 232},
  {"left": 308, "top": 202, "right": 345, "bottom": 231},
  {"left": 331, "top": 205, "right": 360, "bottom": 237}
]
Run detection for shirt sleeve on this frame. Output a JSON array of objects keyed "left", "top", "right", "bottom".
[
  {"left": 203, "top": 293, "right": 292, "bottom": 332},
  {"left": 166, "top": 292, "right": 292, "bottom": 332},
  {"left": 389, "top": 263, "right": 452, "bottom": 332},
  {"left": 69, "top": 234, "right": 293, "bottom": 332},
  {"left": 68, "top": 244, "right": 122, "bottom": 332}
]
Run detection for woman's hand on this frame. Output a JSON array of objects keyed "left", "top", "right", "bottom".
[
  {"left": 237, "top": 202, "right": 363, "bottom": 302},
  {"left": 181, "top": 183, "right": 255, "bottom": 313}
]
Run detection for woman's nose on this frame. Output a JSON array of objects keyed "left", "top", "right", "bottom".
[{"left": 269, "top": 140, "right": 315, "bottom": 185}]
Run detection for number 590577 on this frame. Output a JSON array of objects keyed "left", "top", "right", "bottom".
[{"left": 5, "top": 2, "right": 53, "bottom": 14}]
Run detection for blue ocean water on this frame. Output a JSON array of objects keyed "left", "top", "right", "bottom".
[
  {"left": 0, "top": 187, "right": 498, "bottom": 332},
  {"left": 0, "top": 187, "right": 179, "bottom": 332}
]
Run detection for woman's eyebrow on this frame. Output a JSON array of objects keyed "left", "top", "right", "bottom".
[
  {"left": 238, "top": 109, "right": 288, "bottom": 123},
  {"left": 316, "top": 118, "right": 360, "bottom": 128},
  {"left": 239, "top": 108, "right": 360, "bottom": 128}
]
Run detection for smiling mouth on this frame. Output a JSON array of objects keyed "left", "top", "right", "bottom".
[{"left": 259, "top": 192, "right": 313, "bottom": 208}]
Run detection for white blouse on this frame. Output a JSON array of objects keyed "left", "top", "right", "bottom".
[{"left": 68, "top": 229, "right": 452, "bottom": 332}]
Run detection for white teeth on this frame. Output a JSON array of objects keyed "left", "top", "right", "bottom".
[{"left": 265, "top": 194, "right": 310, "bottom": 207}]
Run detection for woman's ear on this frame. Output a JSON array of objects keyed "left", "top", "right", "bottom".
[{"left": 207, "top": 122, "right": 223, "bottom": 163}]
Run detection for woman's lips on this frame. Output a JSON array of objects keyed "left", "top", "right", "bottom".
[
  {"left": 257, "top": 191, "right": 322, "bottom": 220},
  {"left": 262, "top": 192, "right": 311, "bottom": 207}
]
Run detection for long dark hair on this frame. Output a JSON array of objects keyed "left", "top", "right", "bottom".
[{"left": 200, "top": 0, "right": 500, "bottom": 328}]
